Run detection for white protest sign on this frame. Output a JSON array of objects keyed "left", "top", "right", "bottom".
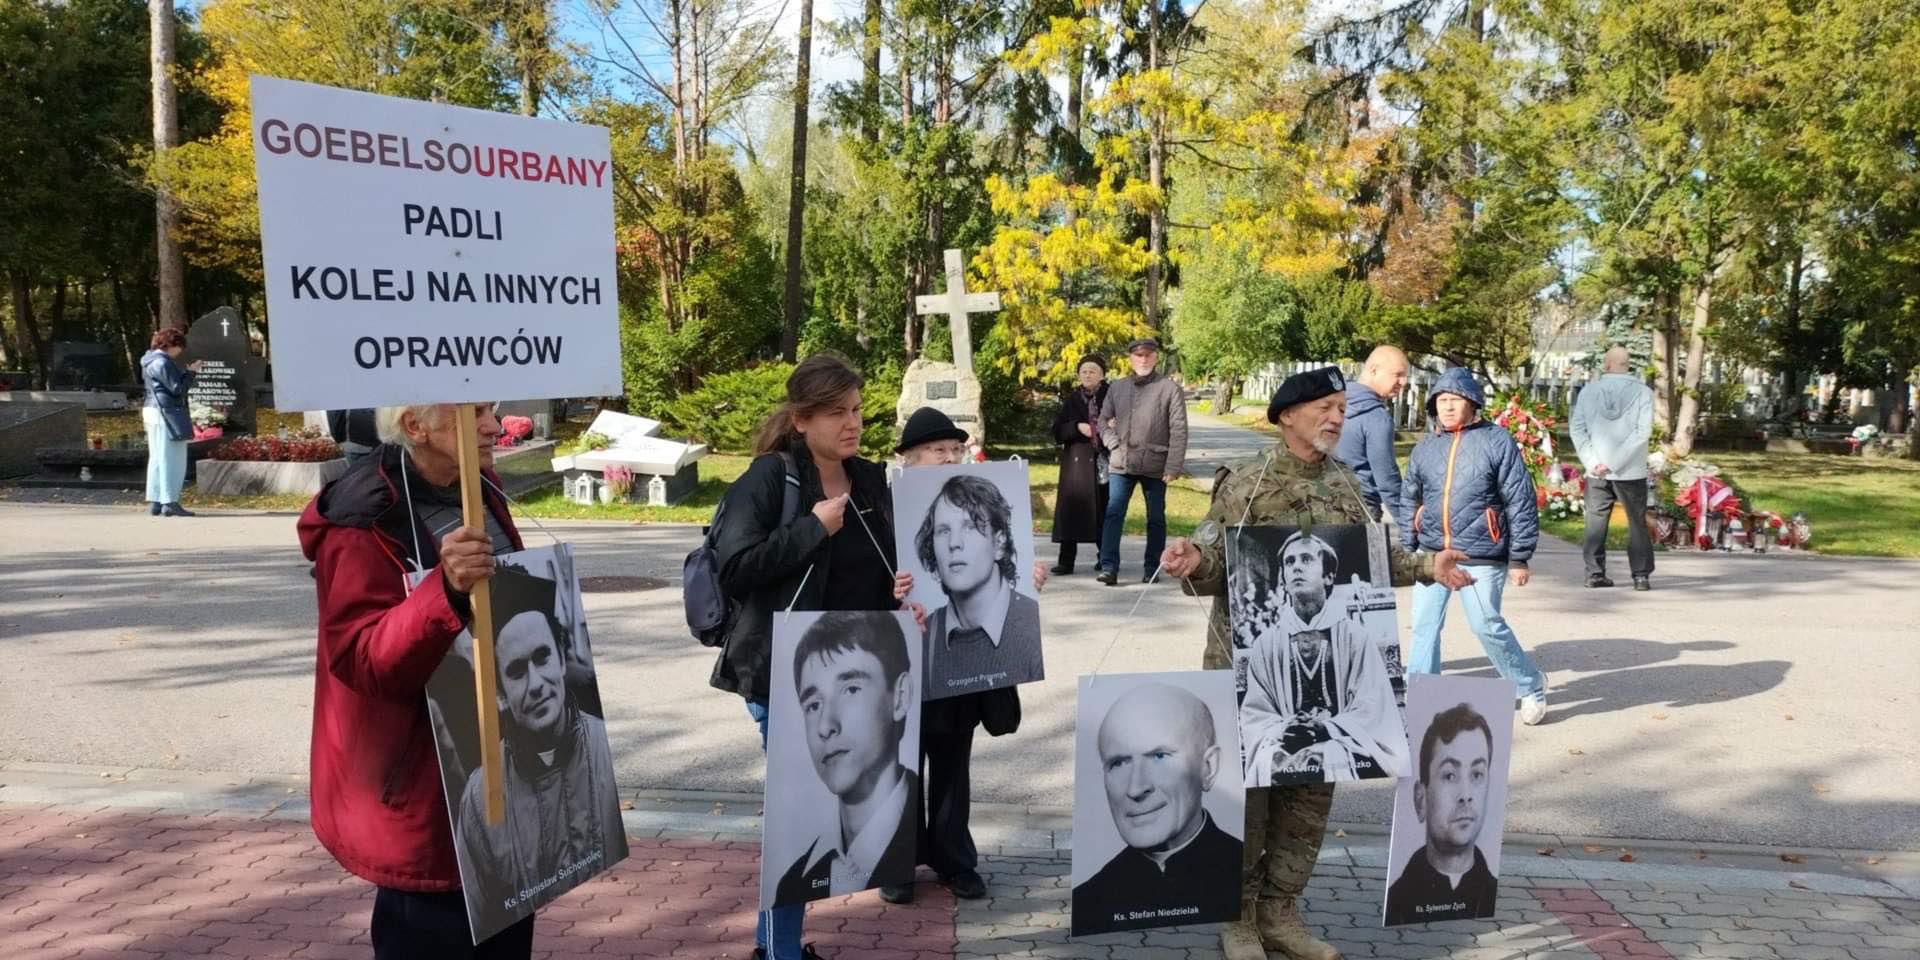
[{"left": 250, "top": 75, "right": 622, "bottom": 410}]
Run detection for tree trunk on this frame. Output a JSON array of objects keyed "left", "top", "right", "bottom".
[
  {"left": 669, "top": 0, "right": 687, "bottom": 170},
  {"left": 150, "top": 0, "right": 186, "bottom": 332},
  {"left": 1669, "top": 282, "right": 1710, "bottom": 457},
  {"left": 49, "top": 280, "right": 68, "bottom": 333},
  {"left": 780, "top": 0, "right": 813, "bottom": 362},
  {"left": 10, "top": 272, "right": 45, "bottom": 388},
  {"left": 110, "top": 271, "right": 138, "bottom": 380},
  {"left": 1650, "top": 288, "right": 1676, "bottom": 439},
  {"left": 515, "top": 0, "right": 545, "bottom": 117},
  {"left": 1212, "top": 377, "right": 1237, "bottom": 415},
  {"left": 1144, "top": 0, "right": 1165, "bottom": 332},
  {"left": 1063, "top": 38, "right": 1084, "bottom": 229},
  {"left": 1884, "top": 371, "right": 1907, "bottom": 434},
  {"left": 861, "top": 0, "right": 882, "bottom": 141}
]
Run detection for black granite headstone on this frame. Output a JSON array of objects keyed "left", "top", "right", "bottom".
[{"left": 185, "top": 306, "right": 257, "bottom": 435}]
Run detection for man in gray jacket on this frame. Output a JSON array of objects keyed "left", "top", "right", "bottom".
[
  {"left": 1098, "top": 337, "right": 1188, "bottom": 585},
  {"left": 1570, "top": 346, "right": 1656, "bottom": 590}
]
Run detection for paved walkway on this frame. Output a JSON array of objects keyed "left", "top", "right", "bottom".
[
  {"left": 4, "top": 492, "right": 1914, "bottom": 851},
  {"left": 3, "top": 766, "right": 1917, "bottom": 960}
]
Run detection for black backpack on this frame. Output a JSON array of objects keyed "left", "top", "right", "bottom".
[{"left": 684, "top": 452, "right": 800, "bottom": 647}]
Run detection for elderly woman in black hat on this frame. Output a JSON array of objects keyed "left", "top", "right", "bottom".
[
  {"left": 881, "top": 406, "right": 1047, "bottom": 907},
  {"left": 1047, "top": 354, "right": 1109, "bottom": 574}
]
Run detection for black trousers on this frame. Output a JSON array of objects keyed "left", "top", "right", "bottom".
[
  {"left": 1583, "top": 477, "right": 1655, "bottom": 579},
  {"left": 919, "top": 724, "right": 978, "bottom": 878},
  {"left": 373, "top": 886, "right": 535, "bottom": 960},
  {"left": 1057, "top": 542, "right": 1078, "bottom": 569}
]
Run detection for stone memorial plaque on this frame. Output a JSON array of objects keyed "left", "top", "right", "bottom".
[
  {"left": 926, "top": 381, "right": 958, "bottom": 400},
  {"left": 185, "top": 307, "right": 257, "bottom": 435}
]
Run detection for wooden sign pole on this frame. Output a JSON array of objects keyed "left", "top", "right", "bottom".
[{"left": 454, "top": 403, "right": 506, "bottom": 825}]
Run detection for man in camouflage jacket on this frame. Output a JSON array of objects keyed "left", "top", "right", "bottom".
[{"left": 1160, "top": 366, "right": 1470, "bottom": 960}]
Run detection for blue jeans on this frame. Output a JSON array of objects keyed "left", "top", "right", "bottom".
[
  {"left": 1407, "top": 564, "right": 1546, "bottom": 699},
  {"left": 142, "top": 407, "right": 188, "bottom": 504},
  {"left": 1098, "top": 473, "right": 1167, "bottom": 576},
  {"left": 747, "top": 701, "right": 804, "bottom": 958}
]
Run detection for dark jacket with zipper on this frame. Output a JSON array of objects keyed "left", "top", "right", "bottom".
[
  {"left": 297, "top": 443, "right": 520, "bottom": 892},
  {"left": 1400, "top": 369, "right": 1539, "bottom": 565},
  {"left": 710, "top": 439, "right": 897, "bottom": 705},
  {"left": 140, "top": 349, "right": 196, "bottom": 441},
  {"left": 1332, "top": 379, "right": 1404, "bottom": 521}
]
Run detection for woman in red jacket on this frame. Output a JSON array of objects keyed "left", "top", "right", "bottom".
[{"left": 299, "top": 401, "right": 531, "bottom": 959}]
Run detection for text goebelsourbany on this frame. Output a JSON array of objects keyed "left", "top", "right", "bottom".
[{"left": 258, "top": 109, "right": 611, "bottom": 372}]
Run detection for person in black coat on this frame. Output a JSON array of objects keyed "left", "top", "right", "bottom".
[
  {"left": 1049, "top": 355, "right": 1110, "bottom": 574},
  {"left": 710, "top": 354, "right": 906, "bottom": 960},
  {"left": 877, "top": 408, "right": 1033, "bottom": 907}
]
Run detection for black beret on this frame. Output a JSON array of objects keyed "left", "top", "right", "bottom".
[{"left": 1266, "top": 366, "right": 1347, "bottom": 423}]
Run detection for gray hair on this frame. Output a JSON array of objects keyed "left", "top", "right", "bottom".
[{"left": 374, "top": 405, "right": 448, "bottom": 450}]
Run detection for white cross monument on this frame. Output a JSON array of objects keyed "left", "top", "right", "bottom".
[
  {"left": 899, "top": 248, "right": 1002, "bottom": 447},
  {"left": 915, "top": 248, "right": 1000, "bottom": 373}
]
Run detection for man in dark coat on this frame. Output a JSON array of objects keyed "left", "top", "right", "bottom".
[
  {"left": 1072, "top": 682, "right": 1241, "bottom": 936},
  {"left": 773, "top": 611, "right": 921, "bottom": 906},
  {"left": 1385, "top": 703, "right": 1500, "bottom": 925}
]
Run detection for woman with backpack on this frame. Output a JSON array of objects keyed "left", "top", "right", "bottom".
[{"left": 709, "top": 354, "right": 904, "bottom": 960}]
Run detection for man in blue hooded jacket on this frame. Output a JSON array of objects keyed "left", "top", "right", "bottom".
[
  {"left": 1333, "top": 345, "right": 1410, "bottom": 524},
  {"left": 1402, "top": 368, "right": 1550, "bottom": 726}
]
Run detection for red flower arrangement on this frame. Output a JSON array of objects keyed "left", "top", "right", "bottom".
[
  {"left": 208, "top": 434, "right": 341, "bottom": 462},
  {"left": 1492, "top": 395, "right": 1557, "bottom": 482}
]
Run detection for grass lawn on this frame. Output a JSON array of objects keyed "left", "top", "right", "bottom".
[{"left": 1704, "top": 451, "right": 1920, "bottom": 558}]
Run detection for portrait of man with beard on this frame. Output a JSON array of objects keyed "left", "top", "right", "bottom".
[{"left": 449, "top": 566, "right": 627, "bottom": 934}]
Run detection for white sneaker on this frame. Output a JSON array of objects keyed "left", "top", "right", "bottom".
[{"left": 1520, "top": 692, "right": 1548, "bottom": 726}]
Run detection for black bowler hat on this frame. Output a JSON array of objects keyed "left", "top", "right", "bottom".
[
  {"left": 1266, "top": 366, "right": 1347, "bottom": 423},
  {"left": 896, "top": 407, "right": 969, "bottom": 453}
]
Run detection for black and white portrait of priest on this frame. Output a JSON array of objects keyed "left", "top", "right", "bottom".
[
  {"left": 1070, "top": 672, "right": 1244, "bottom": 937},
  {"left": 894, "top": 462, "right": 1044, "bottom": 701},
  {"left": 424, "top": 549, "right": 627, "bottom": 943},
  {"left": 762, "top": 610, "right": 923, "bottom": 909},
  {"left": 1228, "top": 525, "right": 1409, "bottom": 786}
]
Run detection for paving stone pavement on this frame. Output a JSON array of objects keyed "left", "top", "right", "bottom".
[{"left": 5, "top": 785, "right": 1918, "bottom": 960}]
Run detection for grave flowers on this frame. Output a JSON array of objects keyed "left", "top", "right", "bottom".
[{"left": 601, "top": 465, "right": 633, "bottom": 503}]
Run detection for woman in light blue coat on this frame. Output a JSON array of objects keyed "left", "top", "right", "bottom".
[{"left": 140, "top": 327, "right": 200, "bottom": 517}]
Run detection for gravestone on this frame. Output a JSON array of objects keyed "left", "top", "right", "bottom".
[
  {"left": 0, "top": 401, "right": 84, "bottom": 479},
  {"left": 184, "top": 306, "right": 256, "bottom": 435},
  {"left": 898, "top": 248, "right": 1001, "bottom": 447},
  {"left": 548, "top": 410, "right": 707, "bottom": 505}
]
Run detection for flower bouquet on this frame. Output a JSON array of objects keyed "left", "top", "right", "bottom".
[
  {"left": 1492, "top": 396, "right": 1557, "bottom": 482},
  {"left": 601, "top": 465, "right": 634, "bottom": 503}
]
